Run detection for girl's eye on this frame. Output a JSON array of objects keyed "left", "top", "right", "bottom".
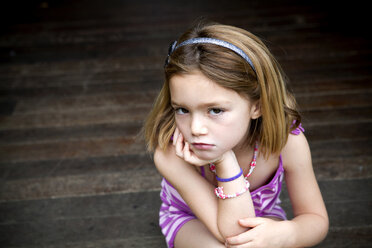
[
  {"left": 175, "top": 108, "right": 189, "bottom": 115},
  {"left": 209, "top": 108, "right": 223, "bottom": 115}
]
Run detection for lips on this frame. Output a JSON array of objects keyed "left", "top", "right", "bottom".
[{"left": 191, "top": 142, "right": 215, "bottom": 150}]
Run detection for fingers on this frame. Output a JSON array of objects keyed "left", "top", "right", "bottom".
[
  {"left": 174, "top": 130, "right": 185, "bottom": 158},
  {"left": 172, "top": 128, "right": 210, "bottom": 166},
  {"left": 225, "top": 218, "right": 266, "bottom": 247},
  {"left": 173, "top": 128, "right": 192, "bottom": 161},
  {"left": 226, "top": 243, "right": 251, "bottom": 248},
  {"left": 173, "top": 127, "right": 179, "bottom": 146},
  {"left": 238, "top": 217, "right": 267, "bottom": 228},
  {"left": 183, "top": 141, "right": 191, "bottom": 160},
  {"left": 226, "top": 230, "right": 253, "bottom": 245}
]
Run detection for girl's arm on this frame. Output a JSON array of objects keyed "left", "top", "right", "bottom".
[
  {"left": 281, "top": 132, "right": 329, "bottom": 246},
  {"left": 154, "top": 145, "right": 224, "bottom": 242},
  {"left": 154, "top": 143, "right": 255, "bottom": 243},
  {"left": 214, "top": 150, "right": 256, "bottom": 238},
  {"left": 225, "top": 132, "right": 328, "bottom": 247}
]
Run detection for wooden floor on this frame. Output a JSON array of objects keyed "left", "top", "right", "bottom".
[{"left": 0, "top": 0, "right": 371, "bottom": 247}]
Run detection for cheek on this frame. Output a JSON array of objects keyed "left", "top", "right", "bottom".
[
  {"left": 175, "top": 117, "right": 189, "bottom": 136},
  {"left": 175, "top": 116, "right": 184, "bottom": 128},
  {"left": 218, "top": 115, "right": 251, "bottom": 144},
  {"left": 220, "top": 124, "right": 246, "bottom": 141}
]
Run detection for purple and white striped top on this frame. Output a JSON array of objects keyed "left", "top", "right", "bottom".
[{"left": 159, "top": 158, "right": 285, "bottom": 247}]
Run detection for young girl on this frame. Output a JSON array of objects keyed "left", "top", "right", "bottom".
[{"left": 144, "top": 21, "right": 329, "bottom": 247}]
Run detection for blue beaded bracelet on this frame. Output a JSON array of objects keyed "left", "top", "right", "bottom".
[{"left": 216, "top": 168, "right": 243, "bottom": 182}]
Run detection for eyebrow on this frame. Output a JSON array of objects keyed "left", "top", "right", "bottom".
[{"left": 171, "top": 100, "right": 232, "bottom": 108}]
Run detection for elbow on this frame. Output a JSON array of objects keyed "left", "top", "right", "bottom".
[
  {"left": 218, "top": 228, "right": 250, "bottom": 243},
  {"left": 207, "top": 227, "right": 227, "bottom": 244},
  {"left": 217, "top": 216, "right": 253, "bottom": 240},
  {"left": 306, "top": 213, "right": 330, "bottom": 245},
  {"left": 315, "top": 211, "right": 329, "bottom": 243},
  {"left": 320, "top": 215, "right": 330, "bottom": 242},
  {"left": 216, "top": 204, "right": 256, "bottom": 240},
  {"left": 215, "top": 233, "right": 227, "bottom": 245}
]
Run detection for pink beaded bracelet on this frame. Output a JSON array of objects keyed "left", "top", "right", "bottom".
[{"left": 214, "top": 179, "right": 250, "bottom": 199}]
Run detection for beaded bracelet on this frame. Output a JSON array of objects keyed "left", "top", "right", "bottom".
[
  {"left": 215, "top": 179, "right": 250, "bottom": 199},
  {"left": 216, "top": 168, "right": 243, "bottom": 182}
]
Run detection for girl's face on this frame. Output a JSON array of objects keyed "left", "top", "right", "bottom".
[{"left": 169, "top": 71, "right": 260, "bottom": 161}]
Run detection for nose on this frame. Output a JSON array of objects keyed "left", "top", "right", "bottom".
[{"left": 191, "top": 115, "right": 208, "bottom": 136}]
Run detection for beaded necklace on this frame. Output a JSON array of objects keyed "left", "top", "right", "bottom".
[{"left": 209, "top": 141, "right": 258, "bottom": 179}]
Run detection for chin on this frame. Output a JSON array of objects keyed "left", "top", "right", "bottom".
[{"left": 193, "top": 150, "right": 222, "bottom": 163}]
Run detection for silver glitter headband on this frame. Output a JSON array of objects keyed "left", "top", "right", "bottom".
[{"left": 166, "top": 37, "right": 256, "bottom": 72}]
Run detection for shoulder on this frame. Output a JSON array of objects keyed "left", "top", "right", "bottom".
[{"left": 281, "top": 132, "right": 312, "bottom": 172}]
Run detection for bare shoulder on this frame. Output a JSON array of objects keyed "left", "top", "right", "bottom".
[{"left": 281, "top": 132, "right": 312, "bottom": 172}]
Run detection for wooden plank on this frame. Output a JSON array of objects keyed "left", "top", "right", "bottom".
[
  {"left": 310, "top": 139, "right": 371, "bottom": 159},
  {"left": 0, "top": 69, "right": 163, "bottom": 90},
  {"left": 291, "top": 77, "right": 372, "bottom": 95},
  {"left": 0, "top": 211, "right": 162, "bottom": 247},
  {"left": 0, "top": 122, "right": 143, "bottom": 144},
  {"left": 0, "top": 57, "right": 164, "bottom": 78},
  {"left": 0, "top": 76, "right": 162, "bottom": 96},
  {"left": 314, "top": 226, "right": 372, "bottom": 248},
  {"left": 297, "top": 91, "right": 372, "bottom": 110},
  {"left": 279, "top": 179, "right": 372, "bottom": 230},
  {"left": 0, "top": 191, "right": 164, "bottom": 246},
  {"left": 0, "top": 168, "right": 162, "bottom": 202},
  {"left": 0, "top": 190, "right": 162, "bottom": 223},
  {"left": 312, "top": 156, "right": 372, "bottom": 180},
  {"left": 0, "top": 105, "right": 151, "bottom": 130},
  {"left": 0, "top": 154, "right": 154, "bottom": 181},
  {"left": 304, "top": 122, "right": 372, "bottom": 142},
  {"left": 10, "top": 92, "right": 158, "bottom": 115},
  {"left": 0, "top": 236, "right": 166, "bottom": 248},
  {"left": 303, "top": 106, "right": 372, "bottom": 125},
  {"left": 0, "top": 136, "right": 145, "bottom": 163}
]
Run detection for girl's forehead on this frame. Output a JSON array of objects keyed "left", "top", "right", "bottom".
[
  {"left": 169, "top": 72, "right": 249, "bottom": 106},
  {"left": 169, "top": 72, "right": 228, "bottom": 94}
]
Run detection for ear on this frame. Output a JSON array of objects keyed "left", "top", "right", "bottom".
[{"left": 250, "top": 101, "right": 261, "bottom": 119}]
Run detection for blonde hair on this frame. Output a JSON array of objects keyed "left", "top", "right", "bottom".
[{"left": 143, "top": 21, "right": 301, "bottom": 158}]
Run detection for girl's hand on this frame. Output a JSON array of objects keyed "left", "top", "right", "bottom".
[
  {"left": 225, "top": 217, "right": 292, "bottom": 248},
  {"left": 173, "top": 127, "right": 215, "bottom": 166}
]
